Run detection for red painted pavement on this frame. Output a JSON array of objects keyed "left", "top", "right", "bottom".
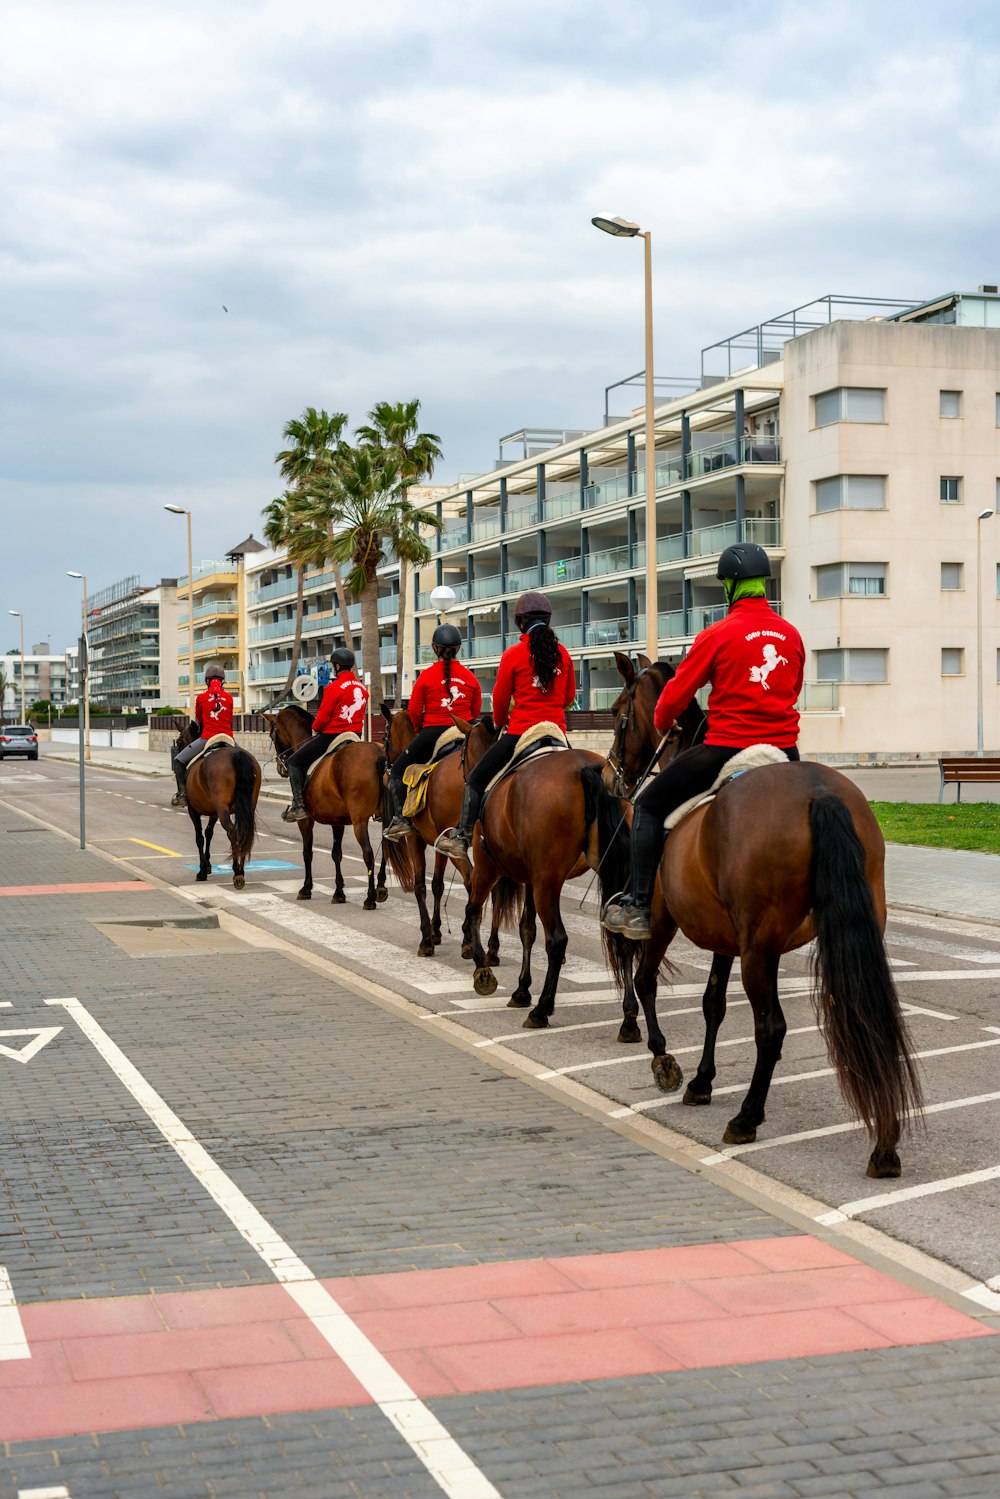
[
  {"left": 1, "top": 1236, "right": 991, "bottom": 1441},
  {"left": 0, "top": 881, "right": 153, "bottom": 897}
]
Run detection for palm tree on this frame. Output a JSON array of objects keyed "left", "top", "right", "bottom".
[
  {"left": 261, "top": 491, "right": 329, "bottom": 698},
  {"left": 276, "top": 407, "right": 354, "bottom": 650},
  {"left": 356, "top": 400, "right": 443, "bottom": 702}
]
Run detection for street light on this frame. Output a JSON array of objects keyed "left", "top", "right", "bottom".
[
  {"left": 430, "top": 584, "right": 457, "bottom": 623},
  {"left": 164, "top": 504, "right": 196, "bottom": 717},
  {"left": 976, "top": 507, "right": 994, "bottom": 755},
  {"left": 7, "top": 610, "right": 25, "bottom": 722},
  {"left": 592, "top": 213, "right": 658, "bottom": 659},
  {"left": 67, "top": 571, "right": 91, "bottom": 762}
]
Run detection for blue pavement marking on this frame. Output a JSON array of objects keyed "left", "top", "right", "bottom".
[{"left": 184, "top": 859, "right": 301, "bottom": 873}]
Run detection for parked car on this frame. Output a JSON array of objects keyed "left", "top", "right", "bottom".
[{"left": 0, "top": 725, "right": 39, "bottom": 760}]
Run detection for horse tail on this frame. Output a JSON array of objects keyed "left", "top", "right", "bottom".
[
  {"left": 809, "top": 793, "right": 922, "bottom": 1142},
  {"left": 580, "top": 763, "right": 632, "bottom": 992},
  {"left": 491, "top": 875, "right": 523, "bottom": 932},
  {"left": 230, "top": 749, "right": 258, "bottom": 865},
  {"left": 379, "top": 759, "right": 414, "bottom": 891}
]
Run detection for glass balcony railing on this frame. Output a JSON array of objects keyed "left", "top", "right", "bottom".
[
  {"left": 178, "top": 561, "right": 236, "bottom": 588},
  {"left": 503, "top": 563, "right": 540, "bottom": 594},
  {"left": 583, "top": 471, "right": 631, "bottom": 509},
  {"left": 544, "top": 488, "right": 581, "bottom": 520},
  {"left": 590, "top": 686, "right": 624, "bottom": 709},
  {"left": 470, "top": 573, "right": 503, "bottom": 601},
  {"left": 416, "top": 580, "right": 470, "bottom": 610},
  {"left": 584, "top": 543, "right": 632, "bottom": 579},
  {"left": 178, "top": 596, "right": 238, "bottom": 625},
  {"left": 689, "top": 516, "right": 782, "bottom": 558},
  {"left": 658, "top": 609, "right": 686, "bottom": 639},
  {"left": 436, "top": 520, "right": 469, "bottom": 552},
  {"left": 468, "top": 633, "right": 503, "bottom": 659},
  {"left": 377, "top": 594, "right": 399, "bottom": 618},
  {"left": 504, "top": 500, "right": 539, "bottom": 530},
  {"left": 798, "top": 681, "right": 839, "bottom": 711},
  {"left": 380, "top": 644, "right": 397, "bottom": 667},
  {"left": 472, "top": 512, "right": 502, "bottom": 541},
  {"left": 248, "top": 662, "right": 287, "bottom": 682},
  {"left": 584, "top": 615, "right": 636, "bottom": 648},
  {"left": 178, "top": 635, "right": 238, "bottom": 658},
  {"left": 544, "top": 555, "right": 585, "bottom": 585}
]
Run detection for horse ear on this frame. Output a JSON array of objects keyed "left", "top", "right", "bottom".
[
  {"left": 636, "top": 653, "right": 652, "bottom": 670},
  {"left": 614, "top": 651, "right": 635, "bottom": 685},
  {"left": 261, "top": 712, "right": 275, "bottom": 725},
  {"left": 380, "top": 701, "right": 394, "bottom": 724},
  {"left": 450, "top": 712, "right": 474, "bottom": 737}
]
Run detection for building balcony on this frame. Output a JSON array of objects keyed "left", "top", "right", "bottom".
[
  {"left": 178, "top": 597, "right": 238, "bottom": 625},
  {"left": 380, "top": 644, "right": 397, "bottom": 667},
  {"left": 179, "top": 562, "right": 237, "bottom": 588},
  {"left": 377, "top": 593, "right": 399, "bottom": 619},
  {"left": 178, "top": 635, "right": 239, "bottom": 658}
]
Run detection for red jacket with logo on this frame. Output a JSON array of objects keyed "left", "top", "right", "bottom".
[
  {"left": 653, "top": 599, "right": 805, "bottom": 748},
  {"left": 196, "top": 684, "right": 234, "bottom": 738},
  {"left": 312, "top": 672, "right": 369, "bottom": 735},
  {"left": 491, "top": 635, "right": 577, "bottom": 734},
  {"left": 408, "top": 659, "right": 482, "bottom": 730}
]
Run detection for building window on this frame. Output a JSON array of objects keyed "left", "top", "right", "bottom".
[
  {"left": 815, "top": 475, "right": 887, "bottom": 513},
  {"left": 940, "top": 390, "right": 962, "bottom": 418},
  {"left": 941, "top": 562, "right": 964, "bottom": 590},
  {"left": 941, "top": 648, "right": 964, "bottom": 676},
  {"left": 817, "top": 562, "right": 888, "bottom": 598},
  {"left": 815, "top": 648, "right": 888, "bottom": 683},
  {"left": 940, "top": 476, "right": 962, "bottom": 504},
  {"left": 814, "top": 387, "right": 885, "bottom": 427}
]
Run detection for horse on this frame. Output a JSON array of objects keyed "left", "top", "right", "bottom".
[
  {"left": 263, "top": 705, "right": 401, "bottom": 907},
  {"left": 381, "top": 706, "right": 518, "bottom": 963},
  {"left": 172, "top": 723, "right": 261, "bottom": 889},
  {"left": 608, "top": 661, "right": 922, "bottom": 1179}
]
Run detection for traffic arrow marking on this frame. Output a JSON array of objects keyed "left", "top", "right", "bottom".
[{"left": 0, "top": 1027, "right": 62, "bottom": 1063}]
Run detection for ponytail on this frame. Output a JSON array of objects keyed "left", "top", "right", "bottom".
[
  {"left": 524, "top": 618, "right": 561, "bottom": 693},
  {"left": 439, "top": 644, "right": 458, "bottom": 693}
]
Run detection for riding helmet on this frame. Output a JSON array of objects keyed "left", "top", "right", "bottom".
[
  {"left": 716, "top": 543, "right": 771, "bottom": 581},
  {"left": 431, "top": 623, "right": 462, "bottom": 654},
  {"left": 330, "top": 646, "right": 356, "bottom": 673},
  {"left": 204, "top": 662, "right": 225, "bottom": 683},
  {"left": 514, "top": 590, "right": 552, "bottom": 628}
]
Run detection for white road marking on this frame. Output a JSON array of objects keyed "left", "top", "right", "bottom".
[
  {"left": 891, "top": 911, "right": 1000, "bottom": 943},
  {"left": 535, "top": 1022, "right": 823, "bottom": 1080},
  {"left": 16, "top": 1488, "right": 70, "bottom": 1499},
  {"left": 818, "top": 1164, "right": 1000, "bottom": 1226},
  {"left": 470, "top": 998, "right": 755, "bottom": 1045},
  {"left": 899, "top": 1002, "right": 959, "bottom": 1021},
  {"left": 0, "top": 1027, "right": 63, "bottom": 1064},
  {"left": 887, "top": 931, "right": 1000, "bottom": 965},
  {"left": 0, "top": 1002, "right": 11, "bottom": 1008},
  {"left": 45, "top": 997, "right": 500, "bottom": 1499},
  {"left": 0, "top": 1265, "right": 29, "bottom": 1360}
]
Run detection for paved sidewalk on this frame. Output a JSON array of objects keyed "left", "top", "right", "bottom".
[{"left": 42, "top": 741, "right": 291, "bottom": 798}]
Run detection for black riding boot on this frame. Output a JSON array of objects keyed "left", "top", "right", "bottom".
[
  {"left": 601, "top": 805, "right": 665, "bottom": 940},
  {"left": 170, "top": 757, "right": 188, "bottom": 808},
  {"left": 282, "top": 764, "right": 309, "bottom": 822},
  {"left": 436, "top": 783, "right": 480, "bottom": 859},
  {"left": 383, "top": 776, "right": 413, "bottom": 841}
]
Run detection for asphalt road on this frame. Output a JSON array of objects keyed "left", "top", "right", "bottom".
[{"left": 4, "top": 753, "right": 1000, "bottom": 1300}]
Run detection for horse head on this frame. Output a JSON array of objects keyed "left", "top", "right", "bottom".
[
  {"left": 451, "top": 712, "right": 497, "bottom": 775},
  {"left": 606, "top": 652, "right": 705, "bottom": 797},
  {"left": 380, "top": 702, "right": 414, "bottom": 765},
  {"left": 262, "top": 705, "right": 313, "bottom": 778}
]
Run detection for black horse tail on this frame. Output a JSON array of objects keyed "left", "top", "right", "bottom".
[
  {"left": 809, "top": 793, "right": 922, "bottom": 1146},
  {"left": 491, "top": 875, "right": 523, "bottom": 932},
  {"left": 379, "top": 760, "right": 414, "bottom": 892},
  {"left": 580, "top": 764, "right": 633, "bottom": 993},
  {"left": 230, "top": 749, "right": 258, "bottom": 865}
]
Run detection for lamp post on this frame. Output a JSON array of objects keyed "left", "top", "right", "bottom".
[
  {"left": 7, "top": 610, "right": 25, "bottom": 722},
  {"left": 976, "top": 507, "right": 994, "bottom": 755},
  {"left": 164, "top": 505, "right": 196, "bottom": 718},
  {"left": 66, "top": 572, "right": 91, "bottom": 762},
  {"left": 592, "top": 214, "right": 658, "bottom": 660}
]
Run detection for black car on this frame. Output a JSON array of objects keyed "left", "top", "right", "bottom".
[{"left": 0, "top": 725, "right": 39, "bottom": 760}]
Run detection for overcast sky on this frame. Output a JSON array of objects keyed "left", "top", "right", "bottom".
[{"left": 4, "top": 0, "right": 1000, "bottom": 650}]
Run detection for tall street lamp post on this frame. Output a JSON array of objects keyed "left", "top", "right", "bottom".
[
  {"left": 976, "top": 507, "right": 994, "bottom": 755},
  {"left": 7, "top": 610, "right": 25, "bottom": 722},
  {"left": 592, "top": 214, "right": 658, "bottom": 660},
  {"left": 164, "top": 505, "right": 196, "bottom": 718},
  {"left": 66, "top": 572, "right": 91, "bottom": 763}
]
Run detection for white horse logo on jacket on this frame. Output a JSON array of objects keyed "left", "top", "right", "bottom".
[{"left": 749, "top": 642, "right": 788, "bottom": 691}]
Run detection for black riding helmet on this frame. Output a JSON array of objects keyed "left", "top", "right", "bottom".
[
  {"left": 431, "top": 623, "right": 462, "bottom": 655},
  {"left": 330, "top": 646, "right": 355, "bottom": 673},
  {"left": 514, "top": 590, "right": 552, "bottom": 630},
  {"left": 204, "top": 662, "right": 225, "bottom": 683},
  {"left": 717, "top": 543, "right": 771, "bottom": 581}
]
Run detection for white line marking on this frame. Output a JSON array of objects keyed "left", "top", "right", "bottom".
[
  {"left": 887, "top": 931, "right": 1000, "bottom": 965},
  {"left": 891, "top": 911, "right": 1000, "bottom": 943},
  {"left": 0, "top": 1028, "right": 63, "bottom": 1063},
  {"left": 0, "top": 1002, "right": 11, "bottom": 1008},
  {"left": 17, "top": 1488, "right": 71, "bottom": 1498},
  {"left": 0, "top": 1265, "right": 29, "bottom": 1361},
  {"left": 536, "top": 1022, "right": 824, "bottom": 1080},
  {"left": 818, "top": 1164, "right": 1000, "bottom": 1226},
  {"left": 898, "top": 1003, "right": 959, "bottom": 1021},
  {"left": 45, "top": 997, "right": 499, "bottom": 1499},
  {"left": 961, "top": 1283, "right": 1000, "bottom": 1312}
]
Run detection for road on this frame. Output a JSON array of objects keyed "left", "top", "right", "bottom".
[{"left": 4, "top": 752, "right": 1000, "bottom": 1302}]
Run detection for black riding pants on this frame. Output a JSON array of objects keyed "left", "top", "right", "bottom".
[
  {"left": 637, "top": 742, "right": 800, "bottom": 821},
  {"left": 288, "top": 733, "right": 336, "bottom": 774},
  {"left": 390, "top": 725, "right": 449, "bottom": 787},
  {"left": 467, "top": 733, "right": 520, "bottom": 797}
]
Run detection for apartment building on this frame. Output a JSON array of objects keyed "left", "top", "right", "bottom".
[
  {"left": 0, "top": 645, "right": 73, "bottom": 718},
  {"left": 405, "top": 290, "right": 1000, "bottom": 758},
  {"left": 87, "top": 575, "right": 181, "bottom": 710}
]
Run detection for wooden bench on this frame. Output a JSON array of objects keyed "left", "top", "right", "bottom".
[{"left": 937, "top": 756, "right": 1000, "bottom": 802}]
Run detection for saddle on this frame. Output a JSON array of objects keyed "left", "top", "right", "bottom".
[
  {"left": 184, "top": 733, "right": 235, "bottom": 772},
  {"left": 400, "top": 725, "right": 464, "bottom": 819},
  {"left": 663, "top": 744, "right": 789, "bottom": 831},
  {"left": 482, "top": 720, "right": 570, "bottom": 803},
  {"left": 306, "top": 730, "right": 362, "bottom": 781}
]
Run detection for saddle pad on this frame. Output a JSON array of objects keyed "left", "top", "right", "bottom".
[
  {"left": 483, "top": 721, "right": 570, "bottom": 798},
  {"left": 663, "top": 743, "right": 789, "bottom": 831},
  {"left": 401, "top": 761, "right": 437, "bottom": 819},
  {"left": 306, "top": 730, "right": 361, "bottom": 781},
  {"left": 185, "top": 733, "right": 234, "bottom": 771}
]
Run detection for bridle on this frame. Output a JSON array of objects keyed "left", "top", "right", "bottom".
[{"left": 607, "top": 665, "right": 677, "bottom": 799}]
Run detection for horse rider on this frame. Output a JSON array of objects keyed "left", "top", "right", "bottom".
[
  {"left": 383, "top": 622, "right": 482, "bottom": 841},
  {"left": 282, "top": 646, "right": 369, "bottom": 822},
  {"left": 171, "top": 662, "right": 235, "bottom": 808},
  {"left": 436, "top": 591, "right": 576, "bottom": 859},
  {"left": 601, "top": 542, "right": 805, "bottom": 939}
]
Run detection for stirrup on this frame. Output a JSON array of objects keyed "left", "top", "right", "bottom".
[
  {"left": 383, "top": 816, "right": 413, "bottom": 843},
  {"left": 171, "top": 791, "right": 187, "bottom": 808},
  {"left": 282, "top": 801, "right": 309, "bottom": 823},
  {"left": 435, "top": 827, "right": 470, "bottom": 858},
  {"left": 601, "top": 897, "right": 652, "bottom": 939}
]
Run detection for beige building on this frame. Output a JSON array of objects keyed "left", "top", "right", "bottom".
[
  {"left": 88, "top": 575, "right": 181, "bottom": 711},
  {"left": 176, "top": 537, "right": 264, "bottom": 708}
]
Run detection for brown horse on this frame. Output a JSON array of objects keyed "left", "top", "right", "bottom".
[
  {"left": 264, "top": 705, "right": 401, "bottom": 907},
  {"left": 381, "top": 707, "right": 516, "bottom": 963},
  {"left": 609, "top": 664, "right": 922, "bottom": 1178},
  {"left": 172, "top": 724, "right": 261, "bottom": 889}
]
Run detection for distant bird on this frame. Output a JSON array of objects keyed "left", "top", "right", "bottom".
[{"left": 222, "top": 305, "right": 228, "bottom": 313}]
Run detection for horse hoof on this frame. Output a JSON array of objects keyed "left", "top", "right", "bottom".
[
  {"left": 297, "top": 889, "right": 311, "bottom": 901},
  {"left": 461, "top": 943, "right": 474, "bottom": 961},
  {"left": 507, "top": 993, "right": 531, "bottom": 1008},
  {"left": 652, "top": 1055, "right": 683, "bottom": 1093},
  {"left": 617, "top": 1019, "right": 642, "bottom": 1044},
  {"left": 363, "top": 899, "right": 377, "bottom": 911},
  {"left": 330, "top": 891, "right": 345, "bottom": 904},
  {"left": 867, "top": 1149, "right": 901, "bottom": 1179},
  {"left": 196, "top": 871, "right": 208, "bottom": 883},
  {"left": 523, "top": 1009, "right": 548, "bottom": 1029},
  {"left": 473, "top": 968, "right": 497, "bottom": 996},
  {"left": 417, "top": 943, "right": 435, "bottom": 957},
  {"left": 683, "top": 1086, "right": 712, "bottom": 1107},
  {"left": 487, "top": 953, "right": 501, "bottom": 968},
  {"left": 723, "top": 1115, "right": 757, "bottom": 1145},
  {"left": 376, "top": 888, "right": 388, "bottom": 904},
  {"left": 232, "top": 875, "right": 245, "bottom": 890}
]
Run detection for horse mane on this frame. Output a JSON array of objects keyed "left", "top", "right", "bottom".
[{"left": 283, "top": 703, "right": 315, "bottom": 730}]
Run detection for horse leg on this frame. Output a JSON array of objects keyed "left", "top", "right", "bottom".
[
  {"left": 203, "top": 814, "right": 217, "bottom": 876},
  {"left": 635, "top": 909, "right": 684, "bottom": 1093},
  {"left": 467, "top": 854, "right": 501, "bottom": 997},
  {"left": 523, "top": 882, "right": 567, "bottom": 1031},
  {"left": 329, "top": 825, "right": 345, "bottom": 903},
  {"left": 616, "top": 941, "right": 641, "bottom": 1044},
  {"left": 508, "top": 884, "right": 536, "bottom": 1009},
  {"left": 375, "top": 838, "right": 389, "bottom": 903},
  {"left": 431, "top": 853, "right": 447, "bottom": 947},
  {"left": 297, "top": 819, "right": 315, "bottom": 900},
  {"left": 723, "top": 949, "right": 786, "bottom": 1146},
  {"left": 357, "top": 821, "right": 378, "bottom": 910},
  {"left": 486, "top": 886, "right": 503, "bottom": 969},
  {"left": 683, "top": 954, "right": 736, "bottom": 1106},
  {"left": 412, "top": 842, "right": 435, "bottom": 956},
  {"left": 189, "top": 808, "right": 208, "bottom": 881}
]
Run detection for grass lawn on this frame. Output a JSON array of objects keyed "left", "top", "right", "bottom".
[{"left": 870, "top": 801, "right": 1000, "bottom": 855}]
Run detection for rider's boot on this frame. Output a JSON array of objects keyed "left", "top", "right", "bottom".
[
  {"left": 282, "top": 764, "right": 310, "bottom": 822},
  {"left": 170, "top": 760, "right": 188, "bottom": 809},
  {"left": 436, "top": 783, "right": 480, "bottom": 859},
  {"left": 601, "top": 805, "right": 664, "bottom": 940},
  {"left": 383, "top": 776, "right": 413, "bottom": 842}
]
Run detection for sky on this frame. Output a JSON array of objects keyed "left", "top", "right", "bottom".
[{"left": 4, "top": 0, "right": 1000, "bottom": 650}]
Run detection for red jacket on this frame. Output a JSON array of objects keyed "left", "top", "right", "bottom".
[
  {"left": 312, "top": 672, "right": 369, "bottom": 735},
  {"left": 196, "top": 684, "right": 234, "bottom": 738},
  {"left": 408, "top": 659, "right": 482, "bottom": 730},
  {"left": 491, "top": 635, "right": 577, "bottom": 734},
  {"left": 653, "top": 599, "right": 804, "bottom": 748}
]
